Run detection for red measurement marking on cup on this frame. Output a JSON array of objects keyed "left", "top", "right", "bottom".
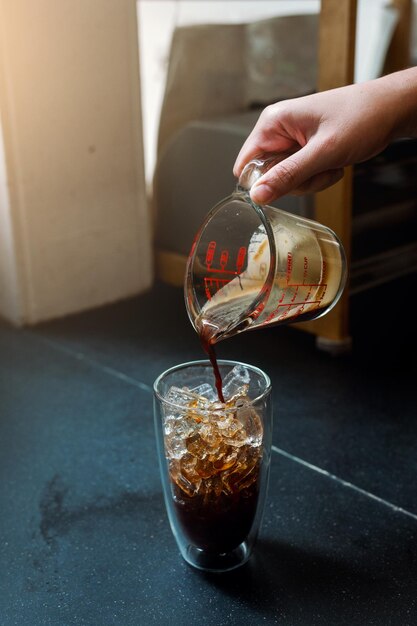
[
  {"left": 203, "top": 243, "right": 240, "bottom": 275},
  {"left": 286, "top": 252, "right": 328, "bottom": 288},
  {"left": 265, "top": 298, "right": 323, "bottom": 322},
  {"left": 290, "top": 285, "right": 299, "bottom": 303},
  {"left": 286, "top": 252, "right": 293, "bottom": 284},
  {"left": 220, "top": 250, "right": 229, "bottom": 270},
  {"left": 202, "top": 245, "right": 248, "bottom": 300},
  {"left": 303, "top": 256, "right": 308, "bottom": 283},
  {"left": 265, "top": 281, "right": 322, "bottom": 323},
  {"left": 236, "top": 247, "right": 247, "bottom": 274},
  {"left": 205, "top": 241, "right": 216, "bottom": 268},
  {"left": 204, "top": 277, "right": 231, "bottom": 300}
]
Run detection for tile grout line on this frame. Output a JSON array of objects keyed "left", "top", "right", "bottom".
[
  {"left": 30, "top": 332, "right": 153, "bottom": 394},
  {"left": 27, "top": 330, "right": 417, "bottom": 523},
  {"left": 272, "top": 445, "right": 417, "bottom": 521}
]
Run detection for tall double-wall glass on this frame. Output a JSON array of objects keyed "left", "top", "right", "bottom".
[{"left": 153, "top": 359, "right": 272, "bottom": 573}]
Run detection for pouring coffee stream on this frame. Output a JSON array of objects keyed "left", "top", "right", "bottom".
[
  {"left": 185, "top": 154, "right": 348, "bottom": 400},
  {"left": 198, "top": 320, "right": 225, "bottom": 403}
]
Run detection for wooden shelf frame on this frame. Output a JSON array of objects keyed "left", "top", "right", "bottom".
[{"left": 297, "top": 0, "right": 357, "bottom": 347}]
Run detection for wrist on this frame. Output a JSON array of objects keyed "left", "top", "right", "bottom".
[{"left": 376, "top": 67, "right": 417, "bottom": 141}]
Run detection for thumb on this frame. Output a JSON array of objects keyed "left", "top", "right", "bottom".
[{"left": 250, "top": 144, "right": 327, "bottom": 204}]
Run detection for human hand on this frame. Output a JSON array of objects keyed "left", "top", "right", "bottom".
[{"left": 233, "top": 68, "right": 417, "bottom": 205}]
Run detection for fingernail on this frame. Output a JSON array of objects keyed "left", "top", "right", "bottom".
[{"left": 251, "top": 183, "right": 273, "bottom": 205}]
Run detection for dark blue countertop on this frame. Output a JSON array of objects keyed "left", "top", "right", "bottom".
[{"left": 1, "top": 278, "right": 416, "bottom": 625}]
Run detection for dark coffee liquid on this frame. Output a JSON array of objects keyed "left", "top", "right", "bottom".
[
  {"left": 198, "top": 321, "right": 225, "bottom": 403},
  {"left": 172, "top": 481, "right": 259, "bottom": 553},
  {"left": 168, "top": 308, "right": 263, "bottom": 556}
]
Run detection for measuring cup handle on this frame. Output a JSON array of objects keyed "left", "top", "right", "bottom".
[{"left": 237, "top": 154, "right": 281, "bottom": 194}]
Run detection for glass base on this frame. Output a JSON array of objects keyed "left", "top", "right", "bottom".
[{"left": 181, "top": 541, "right": 251, "bottom": 573}]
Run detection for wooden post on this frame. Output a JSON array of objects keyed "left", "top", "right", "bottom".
[
  {"left": 383, "top": 0, "right": 413, "bottom": 75},
  {"left": 298, "top": 0, "right": 357, "bottom": 351}
]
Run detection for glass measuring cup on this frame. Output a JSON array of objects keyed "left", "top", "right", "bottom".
[{"left": 185, "top": 154, "right": 348, "bottom": 343}]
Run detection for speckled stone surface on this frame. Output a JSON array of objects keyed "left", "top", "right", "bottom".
[{"left": 1, "top": 278, "right": 416, "bottom": 625}]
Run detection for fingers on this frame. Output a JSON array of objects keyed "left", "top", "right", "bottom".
[
  {"left": 248, "top": 142, "right": 342, "bottom": 204},
  {"left": 233, "top": 136, "right": 297, "bottom": 178},
  {"left": 291, "top": 168, "right": 345, "bottom": 195},
  {"left": 233, "top": 114, "right": 270, "bottom": 178},
  {"left": 233, "top": 105, "right": 296, "bottom": 177},
  {"left": 249, "top": 149, "right": 309, "bottom": 203},
  {"left": 233, "top": 145, "right": 261, "bottom": 178},
  {"left": 250, "top": 167, "right": 345, "bottom": 204}
]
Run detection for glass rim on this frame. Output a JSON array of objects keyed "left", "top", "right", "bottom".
[{"left": 153, "top": 358, "right": 271, "bottom": 411}]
